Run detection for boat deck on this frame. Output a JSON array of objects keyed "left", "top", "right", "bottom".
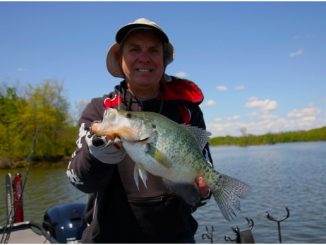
[{"left": 0, "top": 221, "right": 56, "bottom": 243}]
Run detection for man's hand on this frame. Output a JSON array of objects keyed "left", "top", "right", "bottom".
[{"left": 195, "top": 176, "right": 210, "bottom": 198}]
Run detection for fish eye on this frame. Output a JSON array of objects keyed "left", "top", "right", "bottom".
[
  {"left": 126, "top": 113, "right": 132, "bottom": 118},
  {"left": 152, "top": 124, "right": 156, "bottom": 129}
]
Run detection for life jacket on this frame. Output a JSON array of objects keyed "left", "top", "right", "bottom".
[{"left": 103, "top": 78, "right": 204, "bottom": 125}]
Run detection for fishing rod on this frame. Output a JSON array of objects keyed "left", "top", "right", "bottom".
[
  {"left": 1, "top": 127, "right": 40, "bottom": 244},
  {"left": 266, "top": 207, "right": 290, "bottom": 243},
  {"left": 200, "top": 207, "right": 290, "bottom": 243},
  {"left": 224, "top": 217, "right": 255, "bottom": 243}
]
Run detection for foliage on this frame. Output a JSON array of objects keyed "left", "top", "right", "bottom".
[
  {"left": 0, "top": 87, "right": 23, "bottom": 166},
  {"left": 210, "top": 126, "right": 326, "bottom": 147},
  {"left": 0, "top": 81, "right": 78, "bottom": 168}
]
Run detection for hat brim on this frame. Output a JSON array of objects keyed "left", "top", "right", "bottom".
[{"left": 106, "top": 43, "right": 124, "bottom": 78}]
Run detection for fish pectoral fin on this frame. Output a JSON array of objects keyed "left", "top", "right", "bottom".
[
  {"left": 136, "top": 130, "right": 172, "bottom": 169},
  {"left": 138, "top": 166, "right": 148, "bottom": 188},
  {"left": 133, "top": 164, "right": 149, "bottom": 189},
  {"left": 133, "top": 165, "right": 140, "bottom": 190},
  {"left": 146, "top": 143, "right": 173, "bottom": 169}
]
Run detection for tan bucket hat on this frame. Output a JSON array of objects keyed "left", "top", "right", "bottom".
[{"left": 106, "top": 18, "right": 174, "bottom": 78}]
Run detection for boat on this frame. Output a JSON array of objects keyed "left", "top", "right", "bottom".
[
  {"left": 0, "top": 221, "right": 57, "bottom": 243},
  {"left": 0, "top": 173, "right": 86, "bottom": 243},
  {"left": 1, "top": 172, "right": 290, "bottom": 244}
]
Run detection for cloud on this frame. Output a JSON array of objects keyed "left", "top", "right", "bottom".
[
  {"left": 248, "top": 111, "right": 258, "bottom": 117},
  {"left": 287, "top": 104, "right": 321, "bottom": 126},
  {"left": 292, "top": 34, "right": 316, "bottom": 40},
  {"left": 207, "top": 115, "right": 287, "bottom": 136},
  {"left": 235, "top": 85, "right": 245, "bottom": 91},
  {"left": 289, "top": 49, "right": 304, "bottom": 58},
  {"left": 206, "top": 104, "right": 325, "bottom": 137},
  {"left": 245, "top": 97, "right": 278, "bottom": 113},
  {"left": 204, "top": 99, "right": 217, "bottom": 107},
  {"left": 215, "top": 84, "right": 245, "bottom": 92},
  {"left": 227, "top": 115, "right": 240, "bottom": 121},
  {"left": 216, "top": 85, "right": 228, "bottom": 92},
  {"left": 17, "top": 67, "right": 28, "bottom": 72},
  {"left": 287, "top": 104, "right": 320, "bottom": 118},
  {"left": 285, "top": 104, "right": 324, "bottom": 130},
  {"left": 174, "top": 71, "right": 187, "bottom": 78}
]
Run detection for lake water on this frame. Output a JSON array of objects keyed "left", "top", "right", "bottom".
[{"left": 1, "top": 142, "right": 326, "bottom": 243}]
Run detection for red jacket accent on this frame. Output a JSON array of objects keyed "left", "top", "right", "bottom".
[
  {"left": 178, "top": 105, "right": 191, "bottom": 125},
  {"left": 104, "top": 95, "right": 123, "bottom": 109},
  {"left": 157, "top": 79, "right": 204, "bottom": 104}
]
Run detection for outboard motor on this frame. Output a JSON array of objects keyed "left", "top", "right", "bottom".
[{"left": 43, "top": 202, "right": 86, "bottom": 243}]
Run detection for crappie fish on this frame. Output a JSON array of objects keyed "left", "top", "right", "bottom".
[{"left": 92, "top": 108, "right": 250, "bottom": 221}]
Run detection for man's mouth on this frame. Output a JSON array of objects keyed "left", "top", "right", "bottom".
[{"left": 136, "top": 68, "right": 153, "bottom": 72}]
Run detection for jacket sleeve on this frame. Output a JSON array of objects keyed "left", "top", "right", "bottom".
[{"left": 66, "top": 98, "right": 116, "bottom": 193}]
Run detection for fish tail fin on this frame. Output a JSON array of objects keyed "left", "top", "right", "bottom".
[{"left": 209, "top": 172, "right": 250, "bottom": 221}]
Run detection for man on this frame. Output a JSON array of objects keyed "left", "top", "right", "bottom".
[{"left": 67, "top": 18, "right": 212, "bottom": 243}]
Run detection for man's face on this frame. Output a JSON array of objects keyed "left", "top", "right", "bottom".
[{"left": 120, "top": 30, "right": 165, "bottom": 96}]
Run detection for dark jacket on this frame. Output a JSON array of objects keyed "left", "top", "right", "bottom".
[{"left": 67, "top": 78, "right": 213, "bottom": 243}]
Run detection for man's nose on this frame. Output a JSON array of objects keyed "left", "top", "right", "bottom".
[{"left": 138, "top": 51, "right": 151, "bottom": 62}]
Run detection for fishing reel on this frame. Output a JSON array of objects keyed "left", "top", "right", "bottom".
[{"left": 224, "top": 217, "right": 255, "bottom": 243}]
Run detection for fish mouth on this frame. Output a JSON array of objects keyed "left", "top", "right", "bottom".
[{"left": 134, "top": 137, "right": 150, "bottom": 143}]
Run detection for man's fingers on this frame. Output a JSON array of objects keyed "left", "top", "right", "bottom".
[{"left": 195, "top": 176, "right": 210, "bottom": 197}]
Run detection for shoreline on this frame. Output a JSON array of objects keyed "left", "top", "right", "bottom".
[
  {"left": 2, "top": 139, "right": 326, "bottom": 169},
  {"left": 0, "top": 158, "right": 69, "bottom": 170}
]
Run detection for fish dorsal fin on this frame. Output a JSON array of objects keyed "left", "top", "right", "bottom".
[{"left": 182, "top": 125, "right": 211, "bottom": 151}]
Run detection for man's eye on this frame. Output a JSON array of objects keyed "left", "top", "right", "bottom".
[
  {"left": 150, "top": 48, "right": 159, "bottom": 53},
  {"left": 129, "top": 47, "right": 140, "bottom": 52}
]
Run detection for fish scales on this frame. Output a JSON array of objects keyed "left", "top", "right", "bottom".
[{"left": 145, "top": 112, "right": 204, "bottom": 180}]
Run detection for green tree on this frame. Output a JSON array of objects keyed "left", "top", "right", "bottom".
[
  {"left": 0, "top": 86, "right": 24, "bottom": 167},
  {"left": 19, "top": 80, "right": 72, "bottom": 160},
  {"left": 0, "top": 80, "right": 77, "bottom": 168}
]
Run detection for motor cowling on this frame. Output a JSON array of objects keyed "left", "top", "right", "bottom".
[{"left": 43, "top": 202, "right": 86, "bottom": 243}]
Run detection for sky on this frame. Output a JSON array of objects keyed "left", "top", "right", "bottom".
[{"left": 1, "top": 1, "right": 326, "bottom": 136}]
